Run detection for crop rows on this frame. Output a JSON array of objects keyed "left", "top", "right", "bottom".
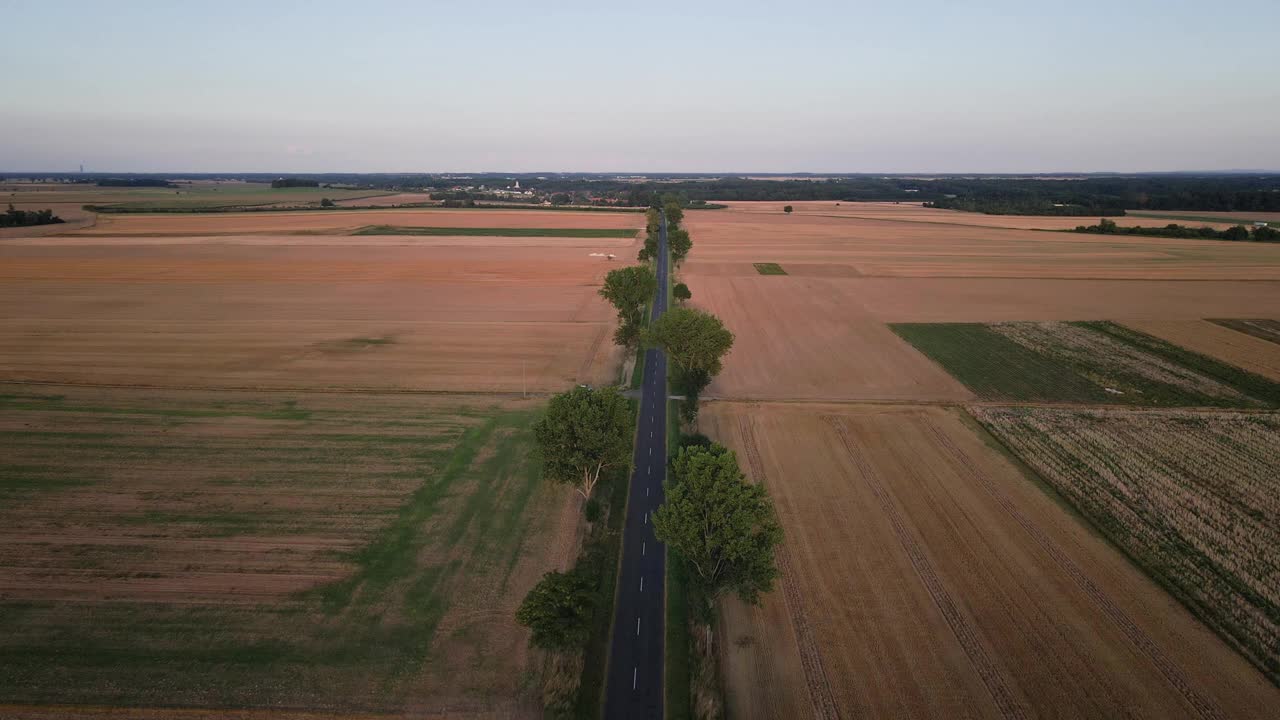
[
  {"left": 893, "top": 321, "right": 1280, "bottom": 407},
  {"left": 973, "top": 406, "right": 1280, "bottom": 682}
]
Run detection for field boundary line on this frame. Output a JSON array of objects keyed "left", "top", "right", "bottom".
[
  {"left": 737, "top": 415, "right": 841, "bottom": 720},
  {"left": 928, "top": 414, "right": 1226, "bottom": 720},
  {"left": 824, "top": 415, "right": 1028, "bottom": 720}
]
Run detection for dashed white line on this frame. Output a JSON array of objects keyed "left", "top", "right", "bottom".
[
  {"left": 640, "top": 576, "right": 645, "bottom": 592},
  {"left": 644, "top": 512, "right": 648, "bottom": 525},
  {"left": 636, "top": 617, "right": 641, "bottom": 635},
  {"left": 633, "top": 666, "right": 638, "bottom": 690},
  {"left": 642, "top": 541, "right": 646, "bottom": 556}
]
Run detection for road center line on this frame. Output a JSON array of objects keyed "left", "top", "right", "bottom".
[
  {"left": 633, "top": 666, "right": 637, "bottom": 690},
  {"left": 636, "top": 617, "right": 641, "bottom": 635}
]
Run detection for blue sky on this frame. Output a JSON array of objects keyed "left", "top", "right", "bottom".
[{"left": 2, "top": 0, "right": 1277, "bottom": 173}]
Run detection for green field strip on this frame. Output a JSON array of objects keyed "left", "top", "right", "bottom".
[{"left": 752, "top": 262, "right": 787, "bottom": 275}]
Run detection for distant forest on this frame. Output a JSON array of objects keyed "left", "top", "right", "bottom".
[
  {"left": 7, "top": 172, "right": 1280, "bottom": 215},
  {"left": 1, "top": 204, "right": 64, "bottom": 228}
]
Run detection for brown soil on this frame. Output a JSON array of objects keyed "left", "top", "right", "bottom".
[{"left": 702, "top": 401, "right": 1279, "bottom": 719}]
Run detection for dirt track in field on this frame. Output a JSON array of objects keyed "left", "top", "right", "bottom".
[{"left": 702, "top": 402, "right": 1279, "bottom": 719}]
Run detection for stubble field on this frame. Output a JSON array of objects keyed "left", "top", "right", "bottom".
[
  {"left": 700, "top": 402, "right": 1278, "bottom": 719},
  {"left": 0, "top": 203, "right": 638, "bottom": 717},
  {"left": 680, "top": 201, "right": 1280, "bottom": 717}
]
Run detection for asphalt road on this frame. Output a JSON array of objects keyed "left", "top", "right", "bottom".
[{"left": 603, "top": 212, "right": 669, "bottom": 719}]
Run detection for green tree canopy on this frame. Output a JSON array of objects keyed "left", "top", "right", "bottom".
[
  {"left": 642, "top": 307, "right": 734, "bottom": 378},
  {"left": 669, "top": 228, "right": 693, "bottom": 265},
  {"left": 783, "top": 205, "right": 793, "bottom": 214},
  {"left": 515, "top": 569, "right": 598, "bottom": 651},
  {"left": 599, "top": 264, "right": 657, "bottom": 328},
  {"left": 533, "top": 386, "right": 633, "bottom": 500},
  {"left": 653, "top": 444, "right": 781, "bottom": 607},
  {"left": 637, "top": 230, "right": 658, "bottom": 262},
  {"left": 673, "top": 282, "right": 691, "bottom": 302},
  {"left": 664, "top": 202, "right": 685, "bottom": 228}
]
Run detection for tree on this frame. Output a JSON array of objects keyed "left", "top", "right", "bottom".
[
  {"left": 533, "top": 386, "right": 633, "bottom": 500},
  {"left": 516, "top": 569, "right": 597, "bottom": 651},
  {"left": 668, "top": 228, "right": 693, "bottom": 265},
  {"left": 599, "top": 265, "right": 656, "bottom": 329},
  {"left": 637, "top": 231, "right": 658, "bottom": 262},
  {"left": 1222, "top": 225, "right": 1250, "bottom": 242},
  {"left": 664, "top": 201, "right": 684, "bottom": 228},
  {"left": 642, "top": 307, "right": 734, "bottom": 380},
  {"left": 320, "top": 198, "right": 335, "bottom": 207},
  {"left": 645, "top": 207, "right": 661, "bottom": 234},
  {"left": 783, "top": 205, "right": 793, "bottom": 214},
  {"left": 1254, "top": 225, "right": 1280, "bottom": 242},
  {"left": 673, "top": 282, "right": 691, "bottom": 303},
  {"left": 644, "top": 307, "right": 732, "bottom": 424},
  {"left": 653, "top": 444, "right": 781, "bottom": 611}
]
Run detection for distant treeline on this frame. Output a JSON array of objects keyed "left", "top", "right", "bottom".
[
  {"left": 926, "top": 197, "right": 1125, "bottom": 216},
  {"left": 97, "top": 178, "right": 176, "bottom": 188},
  {"left": 1, "top": 205, "right": 64, "bottom": 228},
  {"left": 1073, "top": 218, "right": 1280, "bottom": 242},
  {"left": 270, "top": 178, "right": 319, "bottom": 188},
  {"left": 9, "top": 172, "right": 1280, "bottom": 213}
]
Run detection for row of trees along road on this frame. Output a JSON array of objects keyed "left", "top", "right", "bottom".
[
  {"left": 517, "top": 385, "right": 634, "bottom": 715},
  {"left": 517, "top": 195, "right": 754, "bottom": 715},
  {"left": 654, "top": 439, "right": 782, "bottom": 639}
]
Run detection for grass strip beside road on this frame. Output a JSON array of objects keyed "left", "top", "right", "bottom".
[
  {"left": 354, "top": 225, "right": 638, "bottom": 238},
  {"left": 752, "top": 262, "right": 787, "bottom": 275}
]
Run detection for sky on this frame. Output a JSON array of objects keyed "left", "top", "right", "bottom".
[{"left": 2, "top": 0, "right": 1278, "bottom": 174}]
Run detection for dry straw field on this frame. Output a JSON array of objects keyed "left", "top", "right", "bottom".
[
  {"left": 972, "top": 406, "right": 1279, "bottom": 682},
  {"left": 681, "top": 202, "right": 1280, "bottom": 717},
  {"left": 0, "top": 201, "right": 642, "bottom": 717},
  {"left": 700, "top": 402, "right": 1278, "bottom": 719}
]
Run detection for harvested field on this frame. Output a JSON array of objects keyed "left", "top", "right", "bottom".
[
  {"left": 892, "top": 321, "right": 1280, "bottom": 406},
  {"left": 689, "top": 277, "right": 972, "bottom": 402},
  {"left": 1209, "top": 318, "right": 1280, "bottom": 345},
  {"left": 69, "top": 208, "right": 644, "bottom": 237},
  {"left": 1125, "top": 319, "right": 1280, "bottom": 381},
  {"left": 709, "top": 200, "right": 1241, "bottom": 231},
  {"left": 353, "top": 225, "right": 637, "bottom": 238},
  {"left": 701, "top": 402, "right": 1278, "bottom": 719},
  {"left": 973, "top": 406, "right": 1280, "bottom": 683},
  {"left": 682, "top": 203, "right": 1280, "bottom": 280},
  {"left": 0, "top": 242, "right": 626, "bottom": 392},
  {"left": 0, "top": 386, "right": 579, "bottom": 713}
]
